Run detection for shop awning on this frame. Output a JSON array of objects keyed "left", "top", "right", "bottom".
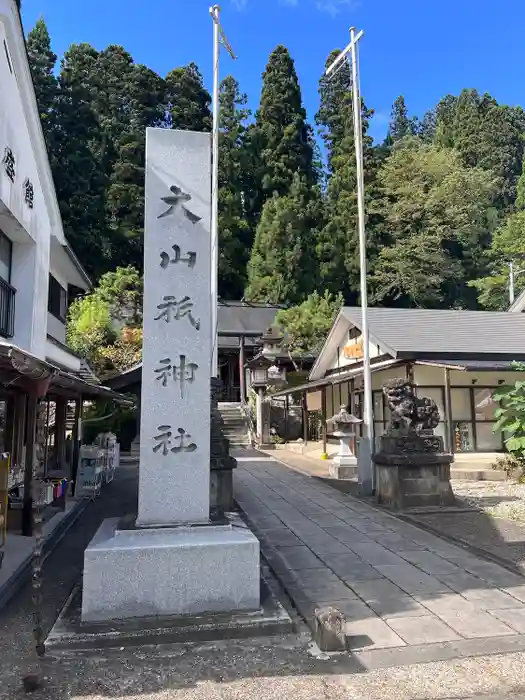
[{"left": 0, "top": 341, "right": 132, "bottom": 405}]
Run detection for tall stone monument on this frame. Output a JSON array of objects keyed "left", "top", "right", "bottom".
[{"left": 81, "top": 129, "right": 260, "bottom": 622}]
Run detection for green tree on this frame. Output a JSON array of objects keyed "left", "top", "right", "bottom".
[
  {"left": 315, "top": 49, "right": 383, "bottom": 301},
  {"left": 471, "top": 154, "right": 525, "bottom": 309},
  {"left": 26, "top": 18, "right": 57, "bottom": 147},
  {"left": 67, "top": 267, "right": 143, "bottom": 372},
  {"left": 371, "top": 138, "right": 498, "bottom": 308},
  {"left": 254, "top": 45, "right": 315, "bottom": 203},
  {"left": 217, "top": 76, "right": 252, "bottom": 299},
  {"left": 435, "top": 89, "right": 525, "bottom": 210},
  {"left": 276, "top": 291, "right": 344, "bottom": 356},
  {"left": 387, "top": 95, "right": 416, "bottom": 144},
  {"left": 245, "top": 173, "right": 323, "bottom": 305},
  {"left": 165, "top": 62, "right": 211, "bottom": 131},
  {"left": 50, "top": 43, "right": 108, "bottom": 278}
]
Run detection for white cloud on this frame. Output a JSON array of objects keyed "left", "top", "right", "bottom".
[
  {"left": 316, "top": 0, "right": 360, "bottom": 16},
  {"left": 230, "top": 0, "right": 358, "bottom": 12}
]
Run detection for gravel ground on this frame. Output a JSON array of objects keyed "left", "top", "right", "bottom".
[{"left": 453, "top": 480, "right": 525, "bottom": 522}]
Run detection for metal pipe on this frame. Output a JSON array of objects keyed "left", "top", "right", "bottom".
[
  {"left": 210, "top": 4, "right": 220, "bottom": 378},
  {"left": 349, "top": 26, "right": 374, "bottom": 494}
]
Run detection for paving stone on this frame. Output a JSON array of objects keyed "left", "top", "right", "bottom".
[
  {"left": 461, "top": 560, "right": 525, "bottom": 588},
  {"left": 386, "top": 615, "right": 461, "bottom": 644},
  {"left": 315, "top": 551, "right": 363, "bottom": 569},
  {"left": 372, "top": 534, "right": 427, "bottom": 552},
  {"left": 350, "top": 579, "right": 407, "bottom": 601},
  {"left": 414, "top": 593, "right": 478, "bottom": 615},
  {"left": 348, "top": 543, "right": 407, "bottom": 566},
  {"left": 307, "top": 538, "right": 354, "bottom": 556},
  {"left": 278, "top": 546, "right": 325, "bottom": 570},
  {"left": 345, "top": 617, "right": 406, "bottom": 650},
  {"left": 437, "top": 611, "right": 516, "bottom": 638},
  {"left": 317, "top": 599, "right": 378, "bottom": 621},
  {"left": 260, "top": 529, "right": 303, "bottom": 548},
  {"left": 323, "top": 526, "right": 374, "bottom": 545},
  {"left": 397, "top": 550, "right": 463, "bottom": 575},
  {"left": 337, "top": 563, "right": 387, "bottom": 583},
  {"left": 489, "top": 607, "right": 525, "bottom": 633},
  {"left": 366, "top": 595, "right": 429, "bottom": 619},
  {"left": 503, "top": 585, "right": 525, "bottom": 604},
  {"left": 343, "top": 518, "right": 392, "bottom": 535},
  {"left": 375, "top": 564, "right": 452, "bottom": 594},
  {"left": 436, "top": 571, "right": 491, "bottom": 592},
  {"left": 304, "top": 515, "right": 347, "bottom": 528},
  {"left": 459, "top": 587, "right": 522, "bottom": 610}
]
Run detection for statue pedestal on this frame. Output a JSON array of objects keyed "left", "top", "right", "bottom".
[{"left": 373, "top": 434, "right": 455, "bottom": 510}]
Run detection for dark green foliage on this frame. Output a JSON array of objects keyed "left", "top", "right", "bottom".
[
  {"left": 217, "top": 76, "right": 252, "bottom": 299},
  {"left": 26, "top": 18, "right": 57, "bottom": 147},
  {"left": 435, "top": 89, "right": 525, "bottom": 210},
  {"left": 254, "top": 45, "right": 315, "bottom": 200},
  {"left": 25, "top": 21, "right": 525, "bottom": 319},
  {"left": 165, "top": 62, "right": 211, "bottom": 131},
  {"left": 245, "top": 173, "right": 323, "bottom": 305},
  {"left": 387, "top": 95, "right": 416, "bottom": 144},
  {"left": 315, "top": 49, "right": 383, "bottom": 302}
]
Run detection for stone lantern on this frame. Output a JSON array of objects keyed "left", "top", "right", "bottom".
[{"left": 327, "top": 405, "right": 363, "bottom": 480}]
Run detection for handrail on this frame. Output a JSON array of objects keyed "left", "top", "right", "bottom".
[{"left": 240, "top": 399, "right": 256, "bottom": 447}]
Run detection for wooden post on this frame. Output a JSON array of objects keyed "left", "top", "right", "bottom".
[
  {"left": 239, "top": 336, "right": 246, "bottom": 403},
  {"left": 444, "top": 367, "right": 454, "bottom": 454},
  {"left": 55, "top": 396, "right": 66, "bottom": 471},
  {"left": 321, "top": 386, "right": 327, "bottom": 455},
  {"left": 302, "top": 393, "right": 308, "bottom": 444},
  {"left": 71, "top": 396, "right": 82, "bottom": 494},
  {"left": 22, "top": 391, "right": 38, "bottom": 537},
  {"left": 284, "top": 393, "right": 289, "bottom": 443}
]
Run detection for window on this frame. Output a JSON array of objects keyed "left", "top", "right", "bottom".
[
  {"left": 0, "top": 231, "right": 12, "bottom": 283},
  {"left": 48, "top": 275, "right": 67, "bottom": 321}
]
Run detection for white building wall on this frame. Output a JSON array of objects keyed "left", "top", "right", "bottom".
[{"left": 0, "top": 0, "right": 88, "bottom": 365}]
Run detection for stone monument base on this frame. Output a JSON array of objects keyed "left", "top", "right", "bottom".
[
  {"left": 329, "top": 457, "right": 358, "bottom": 480},
  {"left": 374, "top": 434, "right": 455, "bottom": 510},
  {"left": 81, "top": 518, "right": 260, "bottom": 622}
]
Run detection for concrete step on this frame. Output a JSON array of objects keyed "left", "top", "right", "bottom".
[{"left": 451, "top": 466, "right": 506, "bottom": 482}]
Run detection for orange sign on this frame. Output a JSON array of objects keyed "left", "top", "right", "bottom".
[{"left": 343, "top": 338, "right": 364, "bottom": 359}]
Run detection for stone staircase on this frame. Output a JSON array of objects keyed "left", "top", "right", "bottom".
[{"left": 218, "top": 402, "right": 251, "bottom": 447}]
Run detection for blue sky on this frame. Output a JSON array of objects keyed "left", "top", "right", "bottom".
[{"left": 21, "top": 0, "right": 525, "bottom": 142}]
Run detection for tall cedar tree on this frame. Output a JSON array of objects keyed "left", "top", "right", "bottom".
[
  {"left": 251, "top": 45, "right": 315, "bottom": 218},
  {"left": 26, "top": 18, "right": 57, "bottom": 148},
  {"left": 386, "top": 95, "right": 416, "bottom": 145},
  {"left": 245, "top": 173, "right": 323, "bottom": 305},
  {"left": 48, "top": 43, "right": 108, "bottom": 278},
  {"left": 165, "top": 62, "right": 212, "bottom": 131},
  {"left": 217, "top": 76, "right": 252, "bottom": 300},
  {"left": 315, "top": 49, "right": 383, "bottom": 302}
]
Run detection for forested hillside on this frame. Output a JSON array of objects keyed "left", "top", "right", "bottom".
[{"left": 27, "top": 18, "right": 525, "bottom": 313}]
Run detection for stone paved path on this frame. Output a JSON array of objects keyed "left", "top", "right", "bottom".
[{"left": 234, "top": 451, "right": 525, "bottom": 661}]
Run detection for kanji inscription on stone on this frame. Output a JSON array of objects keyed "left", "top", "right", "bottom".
[
  {"left": 152, "top": 425, "right": 197, "bottom": 456},
  {"left": 154, "top": 295, "right": 200, "bottom": 329},
  {"left": 158, "top": 185, "right": 202, "bottom": 224},
  {"left": 160, "top": 244, "right": 196, "bottom": 269},
  {"left": 154, "top": 355, "right": 198, "bottom": 397}
]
